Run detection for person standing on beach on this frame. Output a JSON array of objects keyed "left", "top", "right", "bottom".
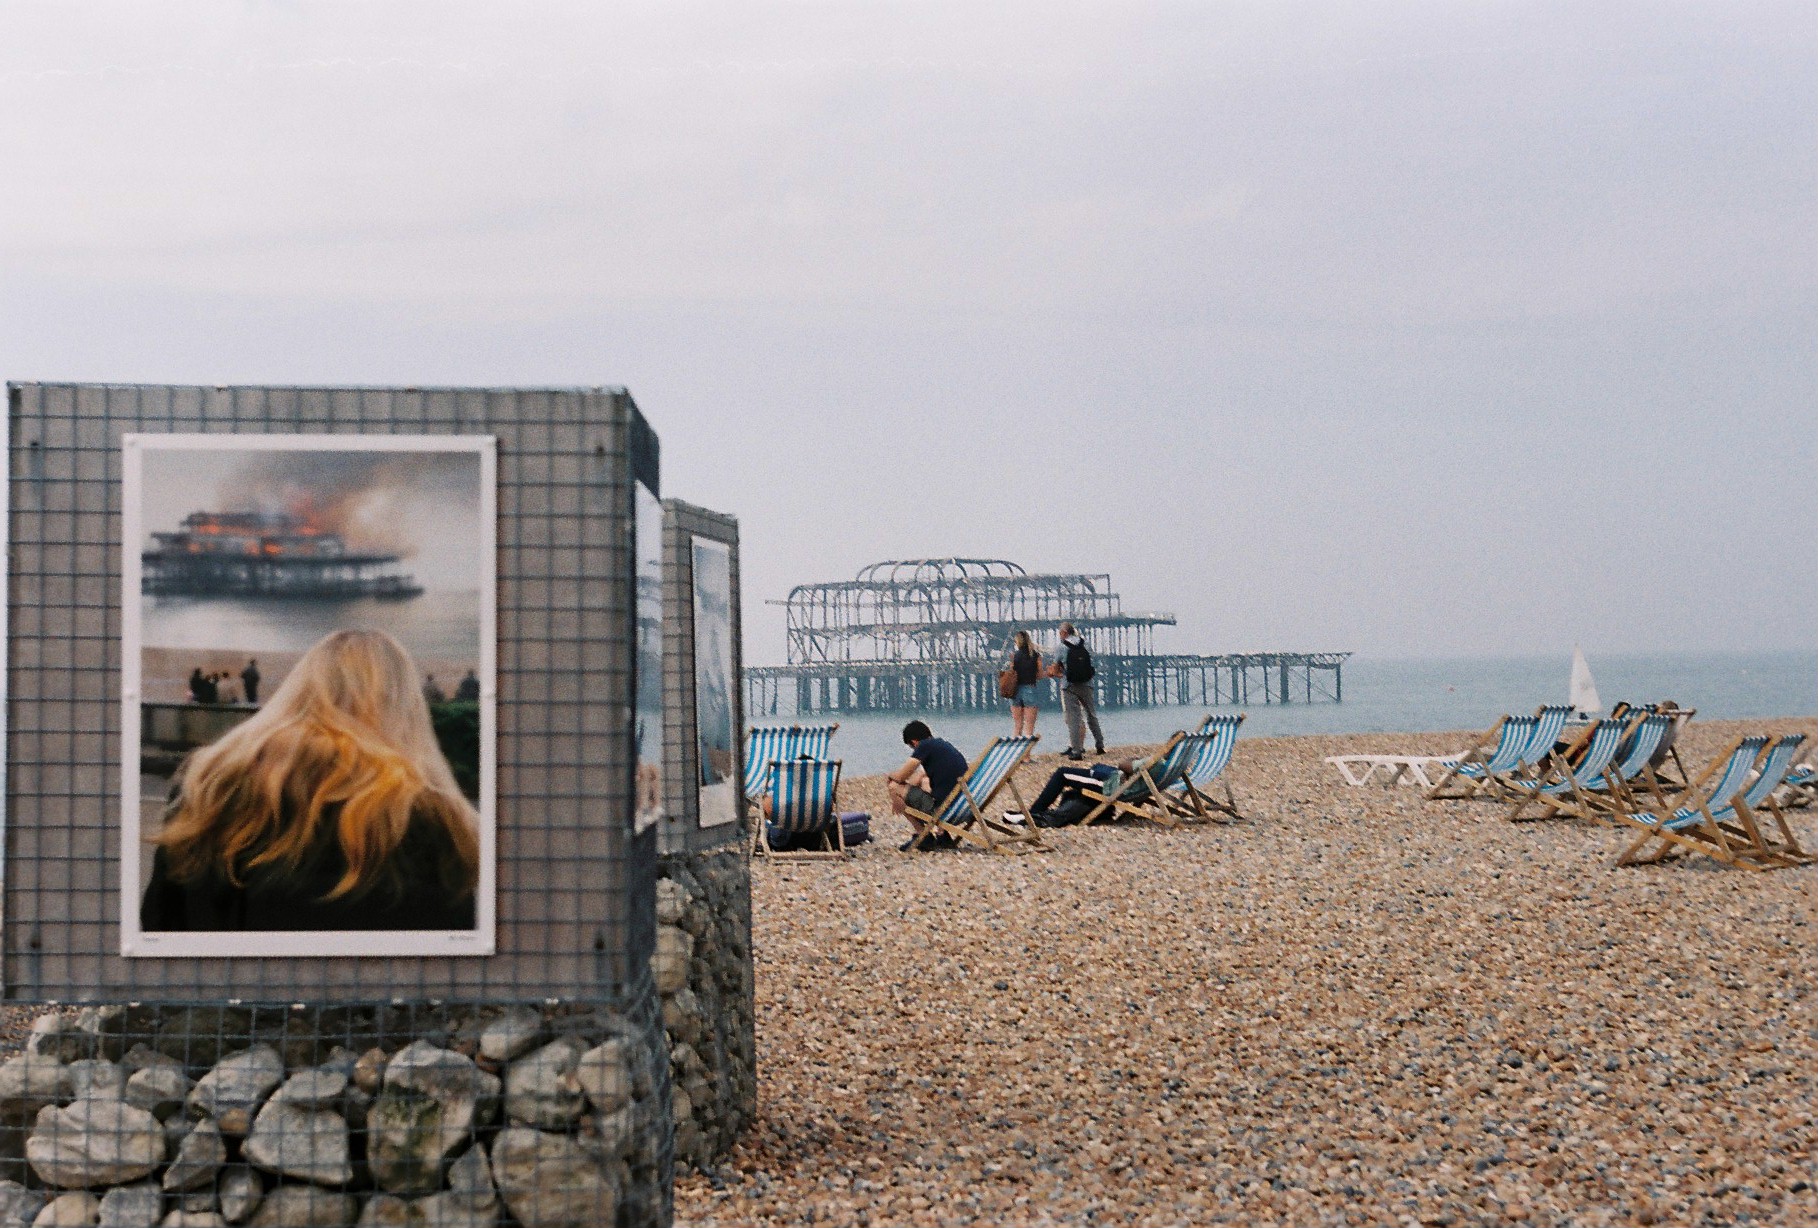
[
  {"left": 1007, "top": 630, "right": 1042, "bottom": 737},
  {"left": 240, "top": 659, "right": 261, "bottom": 706},
  {"left": 1045, "top": 621, "right": 1106, "bottom": 760},
  {"left": 885, "top": 719, "right": 968, "bottom": 850}
]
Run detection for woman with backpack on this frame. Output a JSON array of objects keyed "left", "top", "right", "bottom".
[{"left": 1006, "top": 630, "right": 1042, "bottom": 737}]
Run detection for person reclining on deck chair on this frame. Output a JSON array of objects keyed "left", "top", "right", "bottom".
[
  {"left": 886, "top": 720, "right": 969, "bottom": 851},
  {"left": 1023, "top": 761, "right": 1135, "bottom": 827}
]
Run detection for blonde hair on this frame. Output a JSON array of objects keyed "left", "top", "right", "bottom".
[
  {"left": 1013, "top": 630, "right": 1035, "bottom": 655},
  {"left": 157, "top": 629, "right": 480, "bottom": 903}
]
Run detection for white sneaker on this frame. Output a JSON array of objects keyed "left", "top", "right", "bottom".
[{"left": 1002, "top": 811, "right": 1026, "bottom": 825}]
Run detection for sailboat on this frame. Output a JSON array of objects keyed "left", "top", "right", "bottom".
[{"left": 1568, "top": 645, "right": 1602, "bottom": 723}]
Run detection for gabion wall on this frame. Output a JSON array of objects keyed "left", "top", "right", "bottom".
[
  {"left": 654, "top": 502, "right": 754, "bottom": 1169},
  {"left": 4, "top": 382, "right": 677, "bottom": 1226}
]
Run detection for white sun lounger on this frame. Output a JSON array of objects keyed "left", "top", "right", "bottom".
[{"left": 1324, "top": 754, "right": 1460, "bottom": 789}]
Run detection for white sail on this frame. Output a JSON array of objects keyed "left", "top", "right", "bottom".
[{"left": 1568, "top": 646, "right": 1602, "bottom": 717}]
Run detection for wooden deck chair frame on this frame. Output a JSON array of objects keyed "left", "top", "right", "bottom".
[
  {"left": 1476, "top": 705, "right": 1575, "bottom": 800},
  {"left": 1505, "top": 717, "right": 1627, "bottom": 822},
  {"left": 1527, "top": 711, "right": 1675, "bottom": 823},
  {"left": 1642, "top": 703, "right": 1696, "bottom": 791},
  {"left": 1077, "top": 733, "right": 1198, "bottom": 828},
  {"left": 903, "top": 735, "right": 1046, "bottom": 854},
  {"left": 1164, "top": 715, "right": 1247, "bottom": 822},
  {"left": 1425, "top": 711, "right": 1545, "bottom": 800},
  {"left": 1606, "top": 736, "right": 1785, "bottom": 869},
  {"left": 752, "top": 758, "right": 846, "bottom": 861}
]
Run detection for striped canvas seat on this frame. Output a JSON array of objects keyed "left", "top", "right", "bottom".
[
  {"left": 1159, "top": 714, "right": 1248, "bottom": 822},
  {"left": 1524, "top": 712, "right": 1674, "bottom": 822},
  {"left": 905, "top": 735, "right": 1044, "bottom": 853},
  {"left": 742, "top": 723, "right": 839, "bottom": 802},
  {"left": 1079, "top": 732, "right": 1200, "bottom": 827},
  {"left": 1609, "top": 735, "right": 1811, "bottom": 869},
  {"left": 754, "top": 758, "right": 846, "bottom": 860},
  {"left": 1505, "top": 717, "right": 1625, "bottom": 821}
]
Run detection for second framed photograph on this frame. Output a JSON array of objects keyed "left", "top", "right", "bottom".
[{"left": 121, "top": 434, "right": 497, "bottom": 958}]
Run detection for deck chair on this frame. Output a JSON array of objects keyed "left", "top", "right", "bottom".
[
  {"left": 751, "top": 758, "right": 846, "bottom": 860},
  {"left": 1606, "top": 735, "right": 1809, "bottom": 869},
  {"left": 1425, "top": 714, "right": 1540, "bottom": 800},
  {"left": 1530, "top": 710, "right": 1674, "bottom": 822},
  {"left": 1504, "top": 717, "right": 1626, "bottom": 821},
  {"left": 1164, "top": 714, "right": 1246, "bottom": 821},
  {"left": 903, "top": 735, "right": 1045, "bottom": 854},
  {"left": 1642, "top": 703, "right": 1696, "bottom": 790},
  {"left": 1076, "top": 733, "right": 1201, "bottom": 828},
  {"left": 742, "top": 723, "right": 838, "bottom": 811},
  {"left": 1726, "top": 736, "right": 1815, "bottom": 865},
  {"left": 1773, "top": 749, "right": 1818, "bottom": 810}
]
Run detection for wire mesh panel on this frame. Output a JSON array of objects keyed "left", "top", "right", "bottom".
[
  {"left": 657, "top": 501, "right": 742, "bottom": 857},
  {"left": 6, "top": 382, "right": 662, "bottom": 1001}
]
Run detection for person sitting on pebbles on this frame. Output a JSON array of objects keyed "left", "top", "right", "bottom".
[{"left": 885, "top": 719, "right": 968, "bottom": 851}]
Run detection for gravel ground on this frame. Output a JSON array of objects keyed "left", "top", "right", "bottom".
[{"left": 677, "top": 718, "right": 1818, "bottom": 1228}]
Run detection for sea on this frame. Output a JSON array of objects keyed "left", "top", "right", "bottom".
[{"left": 770, "top": 650, "right": 1818, "bottom": 778}]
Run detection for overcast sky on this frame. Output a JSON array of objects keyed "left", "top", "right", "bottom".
[{"left": 2, "top": 2, "right": 1812, "bottom": 664}]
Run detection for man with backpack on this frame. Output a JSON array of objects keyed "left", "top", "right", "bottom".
[{"left": 1045, "top": 621, "right": 1106, "bottom": 760}]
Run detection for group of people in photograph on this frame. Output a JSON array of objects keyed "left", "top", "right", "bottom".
[
  {"left": 1006, "top": 621, "right": 1106, "bottom": 759},
  {"left": 185, "top": 659, "right": 260, "bottom": 706}
]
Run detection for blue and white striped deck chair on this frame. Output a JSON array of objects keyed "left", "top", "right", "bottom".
[
  {"left": 1609, "top": 735, "right": 1786, "bottom": 868},
  {"left": 1165, "top": 713, "right": 1247, "bottom": 822},
  {"left": 1543, "top": 711, "right": 1674, "bottom": 821},
  {"left": 1773, "top": 751, "right": 1818, "bottom": 811},
  {"left": 1727, "top": 735, "right": 1815, "bottom": 865},
  {"left": 1505, "top": 717, "right": 1626, "bottom": 821},
  {"left": 1426, "top": 714, "right": 1539, "bottom": 800},
  {"left": 1078, "top": 732, "right": 1200, "bottom": 827},
  {"left": 904, "top": 735, "right": 1044, "bottom": 853},
  {"left": 742, "top": 723, "right": 839, "bottom": 809},
  {"left": 753, "top": 758, "right": 845, "bottom": 860},
  {"left": 1481, "top": 704, "right": 1575, "bottom": 798}
]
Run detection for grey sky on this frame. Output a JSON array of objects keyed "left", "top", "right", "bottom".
[{"left": 3, "top": 2, "right": 1812, "bottom": 663}]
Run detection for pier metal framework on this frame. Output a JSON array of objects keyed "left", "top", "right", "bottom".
[{"left": 746, "top": 558, "right": 1350, "bottom": 715}]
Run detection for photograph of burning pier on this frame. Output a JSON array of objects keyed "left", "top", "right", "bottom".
[{"left": 128, "top": 437, "right": 492, "bottom": 823}]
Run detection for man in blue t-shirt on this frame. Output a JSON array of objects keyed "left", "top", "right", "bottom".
[{"left": 886, "top": 719, "right": 969, "bottom": 851}]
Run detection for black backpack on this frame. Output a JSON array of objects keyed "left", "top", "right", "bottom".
[{"left": 1063, "top": 639, "right": 1095, "bottom": 685}]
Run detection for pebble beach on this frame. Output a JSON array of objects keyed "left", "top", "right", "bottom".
[{"left": 677, "top": 717, "right": 1818, "bottom": 1228}]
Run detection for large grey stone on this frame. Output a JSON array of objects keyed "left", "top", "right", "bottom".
[
  {"left": 125, "top": 1069, "right": 194, "bottom": 1123},
  {"left": 186, "top": 1049, "right": 283, "bottom": 1137},
  {"left": 573, "top": 1040, "right": 632, "bottom": 1116},
  {"left": 502, "top": 1040, "right": 586, "bottom": 1130},
  {"left": 267, "top": 1075, "right": 345, "bottom": 1113},
  {"left": 654, "top": 878, "right": 688, "bottom": 926},
  {"left": 353, "top": 1195, "right": 489, "bottom": 1228},
  {"left": 443, "top": 1147, "right": 494, "bottom": 1211},
  {"left": 476, "top": 1009, "right": 543, "bottom": 1065},
  {"left": 160, "top": 1214, "right": 227, "bottom": 1228},
  {"left": 652, "top": 927, "right": 693, "bottom": 996},
  {"left": 244, "top": 1188, "right": 354, "bottom": 1228},
  {"left": 118, "top": 1048, "right": 182, "bottom": 1081},
  {"left": 96, "top": 1184, "right": 161, "bottom": 1228},
  {"left": 215, "top": 1170, "right": 261, "bottom": 1224},
  {"left": 242, "top": 1104, "right": 350, "bottom": 1188},
  {"left": 366, "top": 1046, "right": 497, "bottom": 1196},
  {"left": 161, "top": 1121, "right": 225, "bottom": 1193},
  {"left": 490, "top": 1128, "right": 616, "bottom": 1228},
  {"left": 28, "top": 1191, "right": 90, "bottom": 1227},
  {"left": 29, "top": 1017, "right": 95, "bottom": 1065},
  {"left": 26, "top": 1100, "right": 166, "bottom": 1188},
  {"left": 65, "top": 1064, "right": 125, "bottom": 1104},
  {"left": 0, "top": 1055, "right": 73, "bottom": 1124}
]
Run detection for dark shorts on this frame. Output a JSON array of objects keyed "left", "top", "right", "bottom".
[{"left": 906, "top": 785, "right": 939, "bottom": 817}]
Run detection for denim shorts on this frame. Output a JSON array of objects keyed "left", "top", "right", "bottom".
[{"left": 1012, "top": 683, "right": 1038, "bottom": 707}]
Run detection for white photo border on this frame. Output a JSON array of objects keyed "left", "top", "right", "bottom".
[
  {"left": 120, "top": 433, "right": 498, "bottom": 959},
  {"left": 690, "top": 536, "right": 738, "bottom": 828}
]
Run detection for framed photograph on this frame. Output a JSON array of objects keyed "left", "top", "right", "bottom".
[
  {"left": 691, "top": 537, "right": 737, "bottom": 828},
  {"left": 121, "top": 434, "right": 497, "bottom": 958},
  {"left": 633, "top": 477, "right": 665, "bottom": 833}
]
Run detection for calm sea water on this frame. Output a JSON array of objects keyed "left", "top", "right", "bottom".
[
  {"left": 140, "top": 590, "right": 481, "bottom": 663},
  {"left": 769, "top": 651, "right": 1818, "bottom": 778}
]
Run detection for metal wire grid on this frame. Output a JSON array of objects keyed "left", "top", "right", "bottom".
[
  {"left": 4, "top": 383, "right": 658, "bottom": 1005},
  {"left": 657, "top": 501, "right": 744, "bottom": 858}
]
